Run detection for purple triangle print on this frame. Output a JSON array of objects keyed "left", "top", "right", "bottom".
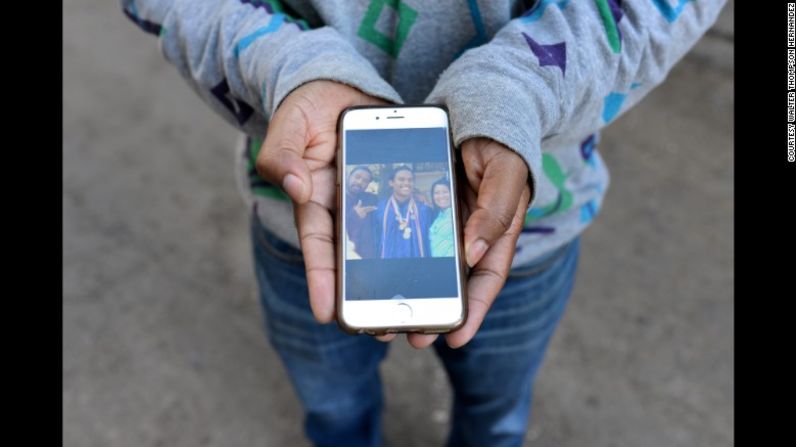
[
  {"left": 610, "top": 0, "right": 624, "bottom": 22},
  {"left": 210, "top": 79, "right": 254, "bottom": 126},
  {"left": 522, "top": 32, "right": 566, "bottom": 75}
]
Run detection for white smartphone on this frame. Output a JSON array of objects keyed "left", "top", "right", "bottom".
[{"left": 335, "top": 105, "right": 467, "bottom": 335}]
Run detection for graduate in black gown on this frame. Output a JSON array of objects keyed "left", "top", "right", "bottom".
[{"left": 345, "top": 166, "right": 379, "bottom": 259}]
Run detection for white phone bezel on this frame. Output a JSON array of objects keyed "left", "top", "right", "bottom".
[{"left": 339, "top": 106, "right": 465, "bottom": 331}]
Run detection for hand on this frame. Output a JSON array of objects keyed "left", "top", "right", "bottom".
[
  {"left": 353, "top": 200, "right": 377, "bottom": 219},
  {"left": 255, "top": 80, "right": 390, "bottom": 323},
  {"left": 381, "top": 137, "right": 531, "bottom": 349}
]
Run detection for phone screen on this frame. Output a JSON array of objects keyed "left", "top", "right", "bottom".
[{"left": 343, "top": 127, "right": 461, "bottom": 300}]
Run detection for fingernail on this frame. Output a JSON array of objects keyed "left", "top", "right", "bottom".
[
  {"left": 282, "top": 174, "right": 305, "bottom": 201},
  {"left": 446, "top": 335, "right": 465, "bottom": 349},
  {"left": 466, "top": 239, "right": 488, "bottom": 267}
]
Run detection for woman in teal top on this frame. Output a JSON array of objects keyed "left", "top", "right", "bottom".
[{"left": 428, "top": 178, "right": 455, "bottom": 258}]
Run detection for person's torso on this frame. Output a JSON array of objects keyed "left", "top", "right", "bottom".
[
  {"left": 279, "top": 0, "right": 536, "bottom": 103},
  {"left": 239, "top": 0, "right": 611, "bottom": 265}
]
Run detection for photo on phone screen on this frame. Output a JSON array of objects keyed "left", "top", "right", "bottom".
[{"left": 343, "top": 126, "right": 461, "bottom": 300}]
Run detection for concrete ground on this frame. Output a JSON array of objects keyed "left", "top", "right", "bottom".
[{"left": 63, "top": 1, "right": 733, "bottom": 446}]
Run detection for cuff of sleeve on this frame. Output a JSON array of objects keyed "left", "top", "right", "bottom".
[
  {"left": 256, "top": 27, "right": 404, "bottom": 116},
  {"left": 425, "top": 61, "right": 551, "bottom": 209}
]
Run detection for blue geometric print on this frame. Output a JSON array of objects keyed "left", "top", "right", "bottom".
[
  {"left": 521, "top": 0, "right": 571, "bottom": 23},
  {"left": 235, "top": 13, "right": 286, "bottom": 57},
  {"left": 650, "top": 0, "right": 693, "bottom": 23},
  {"left": 602, "top": 92, "right": 627, "bottom": 123},
  {"left": 580, "top": 200, "right": 598, "bottom": 223}
]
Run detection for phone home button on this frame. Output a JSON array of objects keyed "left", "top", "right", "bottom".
[{"left": 396, "top": 302, "right": 413, "bottom": 323}]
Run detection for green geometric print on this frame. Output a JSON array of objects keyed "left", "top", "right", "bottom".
[
  {"left": 357, "top": 0, "right": 418, "bottom": 57},
  {"left": 247, "top": 136, "right": 290, "bottom": 201},
  {"left": 524, "top": 153, "right": 574, "bottom": 224}
]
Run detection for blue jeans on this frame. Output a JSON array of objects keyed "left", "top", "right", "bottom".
[{"left": 251, "top": 211, "right": 580, "bottom": 447}]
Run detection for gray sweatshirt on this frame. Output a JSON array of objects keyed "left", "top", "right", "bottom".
[{"left": 123, "top": 0, "right": 726, "bottom": 266}]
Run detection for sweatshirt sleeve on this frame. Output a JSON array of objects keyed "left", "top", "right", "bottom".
[
  {"left": 425, "top": 0, "right": 727, "bottom": 206},
  {"left": 122, "top": 0, "right": 403, "bottom": 137}
]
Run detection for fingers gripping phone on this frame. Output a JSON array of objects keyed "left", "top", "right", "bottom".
[{"left": 336, "top": 105, "right": 467, "bottom": 335}]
